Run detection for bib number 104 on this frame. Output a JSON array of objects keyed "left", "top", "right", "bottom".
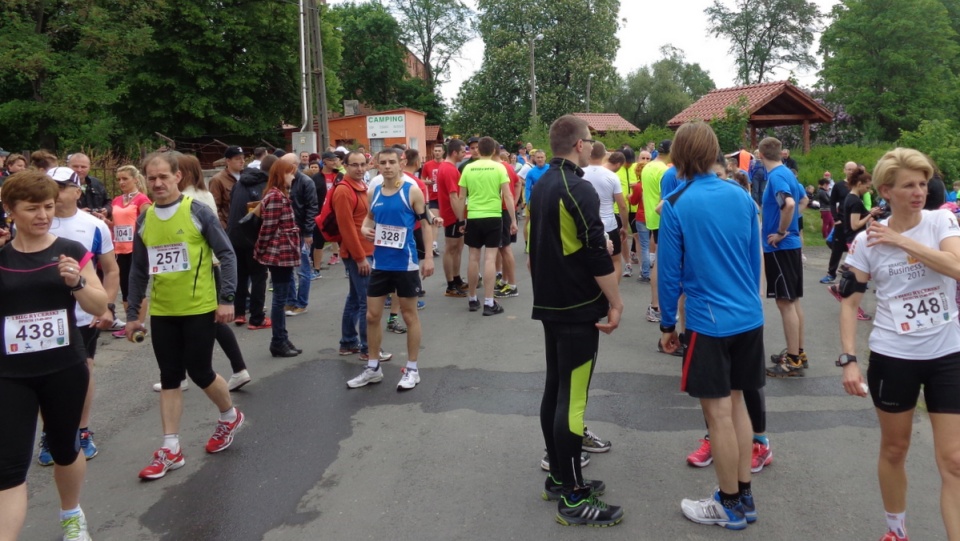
[{"left": 902, "top": 298, "right": 942, "bottom": 319}]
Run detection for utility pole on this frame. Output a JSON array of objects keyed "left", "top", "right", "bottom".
[
  {"left": 529, "top": 33, "right": 543, "bottom": 125},
  {"left": 586, "top": 74, "right": 593, "bottom": 113},
  {"left": 307, "top": 0, "right": 330, "bottom": 149}
]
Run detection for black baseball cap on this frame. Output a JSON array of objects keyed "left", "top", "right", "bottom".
[
  {"left": 321, "top": 151, "right": 338, "bottom": 161},
  {"left": 224, "top": 146, "right": 244, "bottom": 159},
  {"left": 658, "top": 140, "right": 672, "bottom": 154}
]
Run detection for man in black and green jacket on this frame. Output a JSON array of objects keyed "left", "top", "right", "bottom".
[{"left": 528, "top": 115, "right": 625, "bottom": 527}]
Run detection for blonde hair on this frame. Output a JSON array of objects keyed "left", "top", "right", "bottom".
[
  {"left": 116, "top": 165, "right": 147, "bottom": 193},
  {"left": 872, "top": 148, "right": 934, "bottom": 190}
]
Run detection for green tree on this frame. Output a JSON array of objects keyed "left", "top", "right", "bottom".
[
  {"left": 608, "top": 45, "right": 715, "bottom": 129},
  {"left": 705, "top": 0, "right": 821, "bottom": 85},
  {"left": 899, "top": 120, "right": 960, "bottom": 182},
  {"left": 119, "top": 0, "right": 300, "bottom": 142},
  {"left": 319, "top": 4, "right": 345, "bottom": 113},
  {"left": 450, "top": 0, "right": 620, "bottom": 144},
  {"left": 819, "top": 0, "right": 959, "bottom": 142},
  {"left": 333, "top": 1, "right": 445, "bottom": 122},
  {"left": 388, "top": 0, "right": 476, "bottom": 88},
  {"left": 710, "top": 95, "right": 751, "bottom": 152},
  {"left": 0, "top": 0, "right": 158, "bottom": 151}
]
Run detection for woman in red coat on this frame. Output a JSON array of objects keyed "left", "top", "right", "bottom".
[{"left": 255, "top": 159, "right": 301, "bottom": 357}]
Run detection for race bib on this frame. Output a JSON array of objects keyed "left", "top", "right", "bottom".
[
  {"left": 114, "top": 225, "right": 134, "bottom": 243},
  {"left": 147, "top": 243, "right": 191, "bottom": 275},
  {"left": 431, "top": 170, "right": 438, "bottom": 192},
  {"left": 4, "top": 309, "right": 70, "bottom": 355},
  {"left": 891, "top": 285, "right": 953, "bottom": 334},
  {"left": 374, "top": 224, "right": 407, "bottom": 250}
]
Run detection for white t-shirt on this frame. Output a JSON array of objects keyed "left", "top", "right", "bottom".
[
  {"left": 582, "top": 165, "right": 623, "bottom": 232},
  {"left": 516, "top": 162, "right": 533, "bottom": 181},
  {"left": 366, "top": 174, "right": 416, "bottom": 197},
  {"left": 50, "top": 210, "right": 115, "bottom": 326},
  {"left": 846, "top": 209, "right": 960, "bottom": 359}
]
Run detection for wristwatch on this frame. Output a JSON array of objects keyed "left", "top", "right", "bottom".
[
  {"left": 836, "top": 353, "right": 857, "bottom": 367},
  {"left": 220, "top": 294, "right": 236, "bottom": 303},
  {"left": 70, "top": 276, "right": 86, "bottom": 293},
  {"left": 778, "top": 230, "right": 787, "bottom": 236}
]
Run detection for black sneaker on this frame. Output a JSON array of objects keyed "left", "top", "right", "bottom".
[
  {"left": 556, "top": 489, "right": 624, "bottom": 527},
  {"left": 541, "top": 450, "right": 590, "bottom": 471},
  {"left": 483, "top": 301, "right": 504, "bottom": 316},
  {"left": 542, "top": 474, "right": 606, "bottom": 501},
  {"left": 445, "top": 287, "right": 466, "bottom": 298},
  {"left": 468, "top": 299, "right": 481, "bottom": 312},
  {"left": 766, "top": 359, "right": 805, "bottom": 377}
]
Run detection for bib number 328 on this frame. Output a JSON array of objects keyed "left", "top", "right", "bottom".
[
  {"left": 375, "top": 224, "right": 406, "bottom": 250},
  {"left": 4, "top": 309, "right": 70, "bottom": 355}
]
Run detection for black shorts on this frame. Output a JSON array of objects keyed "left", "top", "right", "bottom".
[
  {"left": 444, "top": 221, "right": 464, "bottom": 239},
  {"left": 414, "top": 227, "right": 425, "bottom": 260},
  {"left": 764, "top": 248, "right": 803, "bottom": 300},
  {"left": 464, "top": 216, "right": 502, "bottom": 249},
  {"left": 627, "top": 212, "right": 638, "bottom": 234},
  {"left": 867, "top": 350, "right": 960, "bottom": 413},
  {"left": 312, "top": 230, "right": 325, "bottom": 251},
  {"left": 428, "top": 199, "right": 439, "bottom": 210},
  {"left": 369, "top": 269, "right": 421, "bottom": 298},
  {"left": 681, "top": 326, "right": 765, "bottom": 398},
  {"left": 607, "top": 228, "right": 622, "bottom": 256},
  {"left": 500, "top": 210, "right": 516, "bottom": 246},
  {"left": 651, "top": 229, "right": 659, "bottom": 244},
  {"left": 78, "top": 326, "right": 99, "bottom": 359}
]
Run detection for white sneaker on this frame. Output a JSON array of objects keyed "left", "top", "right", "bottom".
[
  {"left": 397, "top": 369, "right": 420, "bottom": 391},
  {"left": 347, "top": 367, "right": 383, "bottom": 388},
  {"left": 109, "top": 318, "right": 126, "bottom": 331},
  {"left": 228, "top": 369, "right": 251, "bottom": 391},
  {"left": 152, "top": 379, "right": 189, "bottom": 392},
  {"left": 645, "top": 305, "right": 661, "bottom": 323},
  {"left": 60, "top": 508, "right": 92, "bottom": 541},
  {"left": 680, "top": 490, "right": 747, "bottom": 530}
]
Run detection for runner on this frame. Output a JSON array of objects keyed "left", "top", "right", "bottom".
[
  {"left": 42, "top": 167, "right": 120, "bottom": 465},
  {"left": 107, "top": 165, "right": 151, "bottom": 339},
  {"left": 346, "top": 148, "right": 434, "bottom": 391},
  {"left": 838, "top": 148, "right": 960, "bottom": 541},
  {"left": 125, "top": 152, "right": 245, "bottom": 480},
  {"left": 583, "top": 142, "right": 629, "bottom": 281},
  {"left": 657, "top": 122, "right": 764, "bottom": 530},
  {"left": 456, "top": 136, "right": 516, "bottom": 315},
  {"left": 0, "top": 170, "right": 108, "bottom": 541},
  {"left": 436, "top": 139, "right": 467, "bottom": 296},
  {"left": 528, "top": 115, "right": 624, "bottom": 527}
]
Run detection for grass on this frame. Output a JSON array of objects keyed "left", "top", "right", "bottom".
[{"left": 801, "top": 208, "right": 827, "bottom": 247}]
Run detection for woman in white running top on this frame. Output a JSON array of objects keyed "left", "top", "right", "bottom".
[{"left": 838, "top": 148, "right": 960, "bottom": 541}]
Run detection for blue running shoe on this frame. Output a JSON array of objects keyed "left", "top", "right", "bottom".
[
  {"left": 79, "top": 429, "right": 98, "bottom": 460},
  {"left": 385, "top": 296, "right": 392, "bottom": 308},
  {"left": 819, "top": 274, "right": 836, "bottom": 284},
  {"left": 680, "top": 490, "right": 747, "bottom": 530},
  {"left": 38, "top": 433, "right": 53, "bottom": 466},
  {"left": 740, "top": 493, "right": 757, "bottom": 523},
  {"left": 417, "top": 300, "right": 425, "bottom": 310}
]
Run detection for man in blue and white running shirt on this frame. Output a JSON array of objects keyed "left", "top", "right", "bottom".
[
  {"left": 346, "top": 148, "right": 435, "bottom": 392},
  {"left": 658, "top": 122, "right": 764, "bottom": 531}
]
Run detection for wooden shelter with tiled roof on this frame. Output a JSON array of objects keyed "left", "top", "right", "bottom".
[
  {"left": 667, "top": 81, "right": 833, "bottom": 153},
  {"left": 572, "top": 113, "right": 641, "bottom": 134}
]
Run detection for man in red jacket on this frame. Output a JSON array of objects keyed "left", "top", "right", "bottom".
[{"left": 334, "top": 150, "right": 378, "bottom": 360}]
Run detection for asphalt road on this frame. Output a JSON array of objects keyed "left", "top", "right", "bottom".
[{"left": 22, "top": 243, "right": 948, "bottom": 540}]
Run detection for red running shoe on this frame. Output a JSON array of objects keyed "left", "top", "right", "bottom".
[
  {"left": 247, "top": 317, "right": 272, "bottom": 330},
  {"left": 686, "top": 438, "right": 713, "bottom": 467},
  {"left": 880, "top": 531, "right": 909, "bottom": 541},
  {"left": 138, "top": 448, "right": 185, "bottom": 480},
  {"left": 234, "top": 316, "right": 246, "bottom": 326},
  {"left": 751, "top": 441, "right": 773, "bottom": 473},
  {"left": 206, "top": 408, "right": 245, "bottom": 453}
]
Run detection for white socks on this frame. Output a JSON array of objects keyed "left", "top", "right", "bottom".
[
  {"left": 219, "top": 407, "right": 238, "bottom": 423},
  {"left": 406, "top": 361, "right": 418, "bottom": 372},
  {"left": 885, "top": 511, "right": 906, "bottom": 538},
  {"left": 60, "top": 506, "right": 82, "bottom": 521},
  {"left": 484, "top": 297, "right": 494, "bottom": 307},
  {"left": 163, "top": 434, "right": 180, "bottom": 454}
]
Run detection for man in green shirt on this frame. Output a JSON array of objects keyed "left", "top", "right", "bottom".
[
  {"left": 456, "top": 136, "right": 517, "bottom": 316},
  {"left": 641, "top": 140, "right": 670, "bottom": 322}
]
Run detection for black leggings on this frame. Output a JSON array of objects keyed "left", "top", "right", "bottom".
[
  {"left": 0, "top": 362, "right": 89, "bottom": 490},
  {"left": 827, "top": 223, "right": 848, "bottom": 277},
  {"left": 117, "top": 252, "right": 132, "bottom": 302},
  {"left": 151, "top": 312, "right": 217, "bottom": 390},
  {"left": 540, "top": 320, "right": 599, "bottom": 489},
  {"left": 214, "top": 266, "right": 246, "bottom": 373},
  {"left": 702, "top": 388, "right": 766, "bottom": 434}
]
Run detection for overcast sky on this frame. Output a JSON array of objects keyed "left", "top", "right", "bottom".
[{"left": 326, "top": 0, "right": 841, "bottom": 103}]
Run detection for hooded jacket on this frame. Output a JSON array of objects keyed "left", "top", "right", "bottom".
[{"left": 227, "top": 168, "right": 268, "bottom": 250}]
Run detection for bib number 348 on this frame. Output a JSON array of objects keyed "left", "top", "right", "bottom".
[{"left": 892, "top": 287, "right": 952, "bottom": 334}]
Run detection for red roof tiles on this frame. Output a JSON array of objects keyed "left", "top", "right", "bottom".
[
  {"left": 667, "top": 81, "right": 832, "bottom": 128},
  {"left": 572, "top": 113, "right": 641, "bottom": 133}
]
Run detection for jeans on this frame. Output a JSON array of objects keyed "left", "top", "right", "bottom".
[
  {"left": 287, "top": 239, "right": 312, "bottom": 309},
  {"left": 269, "top": 266, "right": 294, "bottom": 348},
  {"left": 341, "top": 257, "right": 371, "bottom": 353},
  {"left": 635, "top": 220, "right": 651, "bottom": 279}
]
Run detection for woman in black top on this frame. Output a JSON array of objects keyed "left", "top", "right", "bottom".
[
  {"left": 844, "top": 166, "right": 882, "bottom": 246},
  {"left": 0, "top": 171, "right": 107, "bottom": 541}
]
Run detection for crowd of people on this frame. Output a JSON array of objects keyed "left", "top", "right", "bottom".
[{"left": 0, "top": 119, "right": 959, "bottom": 541}]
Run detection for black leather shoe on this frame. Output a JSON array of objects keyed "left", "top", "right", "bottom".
[
  {"left": 285, "top": 340, "right": 303, "bottom": 354},
  {"left": 270, "top": 344, "right": 299, "bottom": 358}
]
